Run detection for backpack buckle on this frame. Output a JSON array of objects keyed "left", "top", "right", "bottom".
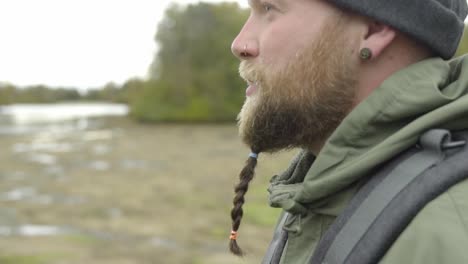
[{"left": 420, "top": 129, "right": 466, "bottom": 153}]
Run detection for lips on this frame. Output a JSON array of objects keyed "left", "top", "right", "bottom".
[
  {"left": 246, "top": 81, "right": 258, "bottom": 96},
  {"left": 246, "top": 84, "right": 257, "bottom": 96}
]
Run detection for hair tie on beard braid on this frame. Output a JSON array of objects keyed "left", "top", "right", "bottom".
[
  {"left": 248, "top": 152, "right": 259, "bottom": 159},
  {"left": 229, "top": 230, "right": 238, "bottom": 240}
]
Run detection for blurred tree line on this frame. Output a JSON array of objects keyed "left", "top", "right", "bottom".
[
  {"left": 0, "top": 80, "right": 140, "bottom": 105},
  {"left": 130, "top": 2, "right": 249, "bottom": 122},
  {"left": 0, "top": 83, "right": 81, "bottom": 104}
]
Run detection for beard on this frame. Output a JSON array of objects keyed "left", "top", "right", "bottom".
[{"left": 237, "top": 17, "right": 358, "bottom": 154}]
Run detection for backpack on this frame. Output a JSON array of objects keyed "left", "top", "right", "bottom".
[{"left": 263, "top": 129, "right": 468, "bottom": 264}]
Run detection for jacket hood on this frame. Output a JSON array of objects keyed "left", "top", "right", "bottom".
[{"left": 269, "top": 55, "right": 468, "bottom": 216}]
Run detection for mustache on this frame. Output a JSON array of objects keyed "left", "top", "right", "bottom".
[{"left": 239, "top": 61, "right": 263, "bottom": 84}]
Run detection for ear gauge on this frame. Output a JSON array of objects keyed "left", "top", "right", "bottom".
[{"left": 360, "top": 48, "right": 373, "bottom": 60}]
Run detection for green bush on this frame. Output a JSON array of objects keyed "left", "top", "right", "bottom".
[{"left": 130, "top": 2, "right": 249, "bottom": 122}]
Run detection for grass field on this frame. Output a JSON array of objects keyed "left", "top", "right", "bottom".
[{"left": 0, "top": 117, "right": 296, "bottom": 264}]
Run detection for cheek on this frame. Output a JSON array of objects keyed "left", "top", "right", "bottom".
[
  {"left": 258, "top": 21, "right": 295, "bottom": 60},
  {"left": 259, "top": 19, "right": 324, "bottom": 66}
]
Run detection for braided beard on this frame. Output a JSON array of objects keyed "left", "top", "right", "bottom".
[{"left": 237, "top": 18, "right": 358, "bottom": 153}]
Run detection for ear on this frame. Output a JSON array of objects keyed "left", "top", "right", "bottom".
[{"left": 360, "top": 21, "right": 396, "bottom": 59}]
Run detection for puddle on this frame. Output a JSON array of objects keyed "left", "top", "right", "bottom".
[
  {"left": 28, "top": 153, "right": 57, "bottom": 165},
  {"left": 89, "top": 160, "right": 110, "bottom": 171},
  {"left": 1, "top": 187, "right": 86, "bottom": 205},
  {"left": 0, "top": 208, "right": 19, "bottom": 225},
  {"left": 106, "top": 207, "right": 122, "bottom": 219},
  {"left": 0, "top": 222, "right": 183, "bottom": 251},
  {"left": 120, "top": 159, "right": 148, "bottom": 170},
  {"left": 2, "top": 171, "right": 27, "bottom": 181},
  {"left": 13, "top": 132, "right": 74, "bottom": 154},
  {"left": 148, "top": 236, "right": 181, "bottom": 250},
  {"left": 2, "top": 187, "right": 36, "bottom": 201},
  {"left": 0, "top": 224, "right": 73, "bottom": 237},
  {"left": 82, "top": 130, "right": 114, "bottom": 141},
  {"left": 44, "top": 165, "right": 65, "bottom": 177},
  {"left": 92, "top": 144, "right": 111, "bottom": 155}
]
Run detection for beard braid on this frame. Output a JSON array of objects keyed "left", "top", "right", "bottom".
[{"left": 237, "top": 16, "right": 358, "bottom": 154}]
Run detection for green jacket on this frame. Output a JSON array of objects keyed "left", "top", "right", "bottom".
[{"left": 268, "top": 55, "right": 468, "bottom": 263}]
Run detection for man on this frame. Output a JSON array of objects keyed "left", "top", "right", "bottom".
[{"left": 228, "top": 0, "right": 468, "bottom": 263}]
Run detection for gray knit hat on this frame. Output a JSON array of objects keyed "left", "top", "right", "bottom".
[{"left": 328, "top": 0, "right": 468, "bottom": 59}]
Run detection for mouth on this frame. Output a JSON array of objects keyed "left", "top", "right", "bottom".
[
  {"left": 246, "top": 81, "right": 258, "bottom": 96},
  {"left": 243, "top": 77, "right": 254, "bottom": 85}
]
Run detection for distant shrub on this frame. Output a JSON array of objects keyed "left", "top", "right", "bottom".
[{"left": 130, "top": 2, "right": 249, "bottom": 122}]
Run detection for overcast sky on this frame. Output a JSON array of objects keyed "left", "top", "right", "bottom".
[
  {"left": 0, "top": 1, "right": 465, "bottom": 90},
  {"left": 0, "top": 0, "right": 247, "bottom": 90}
]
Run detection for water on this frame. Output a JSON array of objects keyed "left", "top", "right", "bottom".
[
  {"left": 0, "top": 102, "right": 128, "bottom": 135},
  {"left": 0, "top": 224, "right": 71, "bottom": 237},
  {"left": 0, "top": 103, "right": 128, "bottom": 124}
]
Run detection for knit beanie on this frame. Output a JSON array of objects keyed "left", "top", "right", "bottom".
[{"left": 328, "top": 0, "right": 468, "bottom": 59}]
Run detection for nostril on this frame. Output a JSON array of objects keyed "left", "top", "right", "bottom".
[
  {"left": 232, "top": 41, "right": 257, "bottom": 59},
  {"left": 241, "top": 44, "right": 248, "bottom": 57}
]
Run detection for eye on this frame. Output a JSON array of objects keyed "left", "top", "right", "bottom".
[{"left": 262, "top": 2, "right": 274, "bottom": 12}]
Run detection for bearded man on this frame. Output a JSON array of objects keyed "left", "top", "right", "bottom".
[{"left": 228, "top": 0, "right": 468, "bottom": 263}]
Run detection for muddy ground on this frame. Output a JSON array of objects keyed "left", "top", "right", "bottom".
[{"left": 0, "top": 117, "right": 296, "bottom": 264}]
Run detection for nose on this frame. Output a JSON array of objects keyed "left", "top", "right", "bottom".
[{"left": 231, "top": 18, "right": 259, "bottom": 60}]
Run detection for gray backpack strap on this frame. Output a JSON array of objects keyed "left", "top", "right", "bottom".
[
  {"left": 262, "top": 212, "right": 290, "bottom": 264},
  {"left": 310, "top": 129, "right": 468, "bottom": 264}
]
